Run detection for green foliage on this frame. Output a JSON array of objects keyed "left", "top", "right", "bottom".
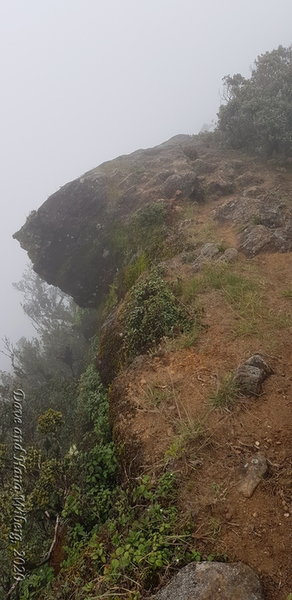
[
  {"left": 123, "top": 270, "right": 192, "bottom": 359},
  {"left": 218, "top": 45, "right": 292, "bottom": 156},
  {"left": 37, "top": 409, "right": 64, "bottom": 436},
  {"left": 121, "top": 252, "right": 150, "bottom": 292},
  {"left": 77, "top": 364, "right": 111, "bottom": 438},
  {"left": 282, "top": 289, "right": 292, "bottom": 298},
  {"left": 50, "top": 472, "right": 200, "bottom": 599},
  {"left": 0, "top": 443, "right": 8, "bottom": 476},
  {"left": 174, "top": 277, "right": 201, "bottom": 304},
  {"left": 165, "top": 421, "right": 205, "bottom": 460},
  {"left": 15, "top": 359, "right": 201, "bottom": 600},
  {"left": 62, "top": 365, "right": 117, "bottom": 527},
  {"left": 20, "top": 565, "right": 54, "bottom": 599},
  {"left": 102, "top": 281, "right": 119, "bottom": 316},
  {"left": 27, "top": 458, "right": 64, "bottom": 512}
]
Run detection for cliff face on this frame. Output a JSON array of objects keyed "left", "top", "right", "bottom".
[
  {"left": 14, "top": 135, "right": 204, "bottom": 306},
  {"left": 14, "top": 133, "right": 292, "bottom": 307}
]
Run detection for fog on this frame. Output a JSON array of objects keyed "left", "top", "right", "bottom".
[{"left": 0, "top": 0, "right": 291, "bottom": 370}]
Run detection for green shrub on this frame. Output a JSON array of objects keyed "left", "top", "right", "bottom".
[
  {"left": 37, "top": 409, "right": 64, "bottom": 436},
  {"left": 217, "top": 45, "right": 292, "bottom": 156},
  {"left": 123, "top": 271, "right": 192, "bottom": 359}
]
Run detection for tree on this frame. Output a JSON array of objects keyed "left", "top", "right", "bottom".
[
  {"left": 217, "top": 45, "right": 292, "bottom": 157},
  {"left": 13, "top": 266, "right": 76, "bottom": 335}
]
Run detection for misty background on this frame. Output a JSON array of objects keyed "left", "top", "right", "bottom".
[{"left": 0, "top": 0, "right": 291, "bottom": 370}]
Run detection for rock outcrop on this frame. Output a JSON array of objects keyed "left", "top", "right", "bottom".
[
  {"left": 14, "top": 135, "right": 208, "bottom": 306},
  {"left": 215, "top": 193, "right": 292, "bottom": 256},
  {"left": 13, "top": 133, "right": 292, "bottom": 306},
  {"left": 153, "top": 561, "right": 264, "bottom": 600}
]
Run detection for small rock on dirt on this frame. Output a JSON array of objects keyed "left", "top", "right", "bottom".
[
  {"left": 244, "top": 354, "right": 273, "bottom": 377},
  {"left": 238, "top": 454, "right": 268, "bottom": 498},
  {"left": 152, "top": 561, "right": 264, "bottom": 600},
  {"left": 234, "top": 354, "right": 272, "bottom": 396},
  {"left": 234, "top": 365, "right": 266, "bottom": 396}
]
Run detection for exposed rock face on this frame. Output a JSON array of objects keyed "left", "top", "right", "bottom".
[
  {"left": 152, "top": 561, "right": 264, "bottom": 600},
  {"left": 192, "top": 243, "right": 238, "bottom": 272},
  {"left": 13, "top": 132, "right": 292, "bottom": 306},
  {"left": 215, "top": 194, "right": 292, "bottom": 256},
  {"left": 14, "top": 135, "right": 212, "bottom": 306}
]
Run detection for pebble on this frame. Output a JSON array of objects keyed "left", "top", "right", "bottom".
[{"left": 284, "top": 513, "right": 290, "bottom": 518}]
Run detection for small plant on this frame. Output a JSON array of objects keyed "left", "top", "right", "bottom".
[
  {"left": 121, "top": 252, "right": 149, "bottom": 291},
  {"left": 251, "top": 214, "right": 262, "bottom": 225},
  {"left": 177, "top": 324, "right": 201, "bottom": 348},
  {"left": 210, "top": 372, "right": 240, "bottom": 408},
  {"left": 208, "top": 517, "right": 221, "bottom": 538},
  {"left": 165, "top": 420, "right": 205, "bottom": 460},
  {"left": 102, "top": 281, "right": 118, "bottom": 316},
  {"left": 282, "top": 289, "right": 292, "bottom": 298},
  {"left": 20, "top": 565, "right": 54, "bottom": 599},
  {"left": 143, "top": 383, "right": 171, "bottom": 408},
  {"left": 176, "top": 277, "right": 201, "bottom": 304}
]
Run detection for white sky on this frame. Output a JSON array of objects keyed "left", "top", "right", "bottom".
[{"left": 0, "top": 0, "right": 291, "bottom": 369}]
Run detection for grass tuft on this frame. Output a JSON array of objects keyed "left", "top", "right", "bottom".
[
  {"left": 210, "top": 373, "right": 240, "bottom": 408},
  {"left": 165, "top": 420, "right": 205, "bottom": 460}
]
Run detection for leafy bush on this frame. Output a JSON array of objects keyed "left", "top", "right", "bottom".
[
  {"left": 37, "top": 409, "right": 64, "bottom": 436},
  {"left": 217, "top": 45, "right": 292, "bottom": 156},
  {"left": 123, "top": 271, "right": 192, "bottom": 359},
  {"left": 45, "top": 473, "right": 200, "bottom": 599}
]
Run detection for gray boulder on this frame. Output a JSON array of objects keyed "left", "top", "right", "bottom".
[
  {"left": 216, "top": 195, "right": 292, "bottom": 256},
  {"left": 193, "top": 158, "right": 216, "bottom": 175},
  {"left": 239, "top": 225, "right": 276, "bottom": 256},
  {"left": 163, "top": 172, "right": 205, "bottom": 201},
  {"left": 207, "top": 179, "right": 235, "bottom": 198},
  {"left": 218, "top": 247, "right": 238, "bottom": 263},
  {"left": 234, "top": 354, "right": 273, "bottom": 396},
  {"left": 192, "top": 243, "right": 220, "bottom": 272},
  {"left": 244, "top": 354, "right": 273, "bottom": 377},
  {"left": 200, "top": 243, "right": 221, "bottom": 258},
  {"left": 153, "top": 561, "right": 264, "bottom": 600}
]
